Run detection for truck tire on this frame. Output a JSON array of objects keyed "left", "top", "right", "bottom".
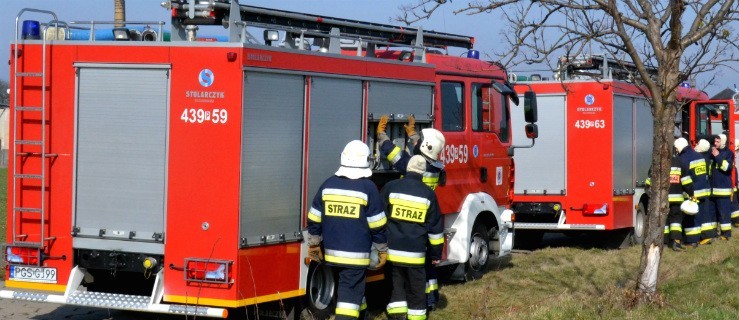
[
  {"left": 632, "top": 202, "right": 647, "bottom": 245},
  {"left": 465, "top": 223, "right": 490, "bottom": 281},
  {"left": 300, "top": 262, "right": 336, "bottom": 320}
]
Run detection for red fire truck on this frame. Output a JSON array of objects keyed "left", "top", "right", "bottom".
[
  {"left": 2, "top": 1, "right": 536, "bottom": 318},
  {"left": 509, "top": 55, "right": 711, "bottom": 248}
]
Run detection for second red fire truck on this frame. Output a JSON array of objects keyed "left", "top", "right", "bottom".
[{"left": 509, "top": 55, "right": 726, "bottom": 248}]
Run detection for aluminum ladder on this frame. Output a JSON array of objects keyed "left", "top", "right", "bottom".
[{"left": 10, "top": 9, "right": 61, "bottom": 264}]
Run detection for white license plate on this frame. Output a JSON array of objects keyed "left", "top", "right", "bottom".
[{"left": 9, "top": 266, "right": 57, "bottom": 283}]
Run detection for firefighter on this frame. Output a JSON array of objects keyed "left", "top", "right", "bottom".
[
  {"left": 377, "top": 115, "right": 446, "bottom": 309},
  {"left": 666, "top": 148, "right": 696, "bottom": 251},
  {"left": 676, "top": 137, "right": 710, "bottom": 247},
  {"left": 377, "top": 115, "right": 445, "bottom": 190},
  {"left": 710, "top": 134, "right": 734, "bottom": 240},
  {"left": 381, "top": 155, "right": 444, "bottom": 320},
  {"left": 694, "top": 138, "right": 716, "bottom": 244},
  {"left": 306, "top": 140, "right": 388, "bottom": 320}
]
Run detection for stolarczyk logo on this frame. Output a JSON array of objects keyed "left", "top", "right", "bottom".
[
  {"left": 199, "top": 69, "right": 214, "bottom": 87},
  {"left": 584, "top": 94, "right": 595, "bottom": 106}
]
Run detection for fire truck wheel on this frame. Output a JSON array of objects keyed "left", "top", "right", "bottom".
[
  {"left": 465, "top": 223, "right": 490, "bottom": 280},
  {"left": 632, "top": 202, "right": 647, "bottom": 244},
  {"left": 301, "top": 262, "right": 336, "bottom": 320}
]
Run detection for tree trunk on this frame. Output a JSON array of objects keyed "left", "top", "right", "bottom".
[
  {"left": 114, "top": 0, "right": 126, "bottom": 28},
  {"left": 635, "top": 101, "right": 675, "bottom": 300}
]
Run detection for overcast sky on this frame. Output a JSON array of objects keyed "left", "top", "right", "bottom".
[{"left": 1, "top": 0, "right": 737, "bottom": 95}]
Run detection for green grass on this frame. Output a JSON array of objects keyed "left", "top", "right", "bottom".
[
  {"left": 369, "top": 236, "right": 739, "bottom": 320},
  {"left": 0, "top": 167, "right": 6, "bottom": 278}
]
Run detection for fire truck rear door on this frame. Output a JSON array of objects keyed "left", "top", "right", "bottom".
[
  {"left": 511, "top": 94, "right": 566, "bottom": 195},
  {"left": 72, "top": 65, "right": 169, "bottom": 254}
]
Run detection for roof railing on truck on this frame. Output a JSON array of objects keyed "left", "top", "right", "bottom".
[{"left": 164, "top": 0, "right": 475, "bottom": 62}]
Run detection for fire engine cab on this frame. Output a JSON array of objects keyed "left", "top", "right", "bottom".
[
  {"left": 2, "top": 0, "right": 537, "bottom": 318},
  {"left": 510, "top": 55, "right": 708, "bottom": 248}
]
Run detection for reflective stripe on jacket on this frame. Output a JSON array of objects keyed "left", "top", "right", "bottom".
[{"left": 307, "top": 176, "right": 387, "bottom": 268}]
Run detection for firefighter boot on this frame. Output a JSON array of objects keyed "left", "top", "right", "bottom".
[{"left": 671, "top": 240, "right": 685, "bottom": 252}]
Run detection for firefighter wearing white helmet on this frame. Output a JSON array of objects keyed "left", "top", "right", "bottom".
[
  {"left": 709, "top": 133, "right": 734, "bottom": 240},
  {"left": 376, "top": 115, "right": 445, "bottom": 309},
  {"left": 675, "top": 137, "right": 709, "bottom": 247},
  {"left": 377, "top": 115, "right": 446, "bottom": 190},
  {"left": 660, "top": 144, "right": 696, "bottom": 251},
  {"left": 306, "top": 140, "right": 388, "bottom": 320},
  {"left": 381, "top": 155, "right": 444, "bottom": 320}
]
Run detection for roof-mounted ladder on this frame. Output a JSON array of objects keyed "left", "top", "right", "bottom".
[{"left": 164, "top": 0, "right": 474, "bottom": 62}]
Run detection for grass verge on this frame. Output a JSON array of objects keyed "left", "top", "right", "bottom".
[{"left": 371, "top": 235, "right": 738, "bottom": 319}]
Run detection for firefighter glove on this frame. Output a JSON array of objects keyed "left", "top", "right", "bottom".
[
  {"left": 307, "top": 245, "right": 323, "bottom": 262},
  {"left": 377, "top": 115, "right": 390, "bottom": 143},
  {"left": 375, "top": 251, "right": 388, "bottom": 270},
  {"left": 404, "top": 114, "right": 417, "bottom": 136}
]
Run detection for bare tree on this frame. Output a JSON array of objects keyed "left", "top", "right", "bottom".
[
  {"left": 114, "top": 0, "right": 126, "bottom": 27},
  {"left": 0, "top": 79, "right": 9, "bottom": 107},
  {"left": 399, "top": 0, "right": 739, "bottom": 302}
]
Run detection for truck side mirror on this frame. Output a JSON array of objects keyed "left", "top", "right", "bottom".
[
  {"left": 525, "top": 123, "right": 538, "bottom": 139},
  {"left": 524, "top": 91, "right": 537, "bottom": 123}
]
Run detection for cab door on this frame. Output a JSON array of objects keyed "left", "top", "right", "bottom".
[
  {"left": 435, "top": 79, "right": 471, "bottom": 212},
  {"left": 470, "top": 82, "right": 511, "bottom": 203}
]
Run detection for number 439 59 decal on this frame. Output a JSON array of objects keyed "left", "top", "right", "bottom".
[{"left": 181, "top": 108, "right": 228, "bottom": 124}]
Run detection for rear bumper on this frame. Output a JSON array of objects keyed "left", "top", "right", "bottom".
[
  {"left": 0, "top": 267, "right": 228, "bottom": 318},
  {"left": 514, "top": 210, "right": 605, "bottom": 231}
]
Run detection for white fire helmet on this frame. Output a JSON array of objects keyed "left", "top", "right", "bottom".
[
  {"left": 694, "top": 139, "right": 710, "bottom": 153},
  {"left": 719, "top": 134, "right": 727, "bottom": 149},
  {"left": 418, "top": 128, "right": 445, "bottom": 167},
  {"left": 335, "top": 140, "right": 372, "bottom": 179},
  {"left": 680, "top": 200, "right": 698, "bottom": 215},
  {"left": 674, "top": 137, "right": 689, "bottom": 153}
]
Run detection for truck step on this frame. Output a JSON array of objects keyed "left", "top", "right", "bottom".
[
  {"left": 16, "top": 72, "right": 43, "bottom": 77},
  {"left": 15, "top": 207, "right": 42, "bottom": 213},
  {"left": 67, "top": 291, "right": 149, "bottom": 310},
  {"left": 15, "top": 140, "right": 43, "bottom": 145},
  {"left": 11, "top": 241, "right": 44, "bottom": 248},
  {"left": 16, "top": 106, "right": 43, "bottom": 112},
  {"left": 14, "top": 174, "right": 43, "bottom": 179}
]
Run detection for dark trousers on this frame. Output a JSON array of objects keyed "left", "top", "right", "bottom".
[
  {"left": 702, "top": 197, "right": 718, "bottom": 239},
  {"left": 714, "top": 196, "right": 733, "bottom": 237},
  {"left": 387, "top": 264, "right": 427, "bottom": 319},
  {"left": 667, "top": 204, "right": 684, "bottom": 242},
  {"left": 334, "top": 267, "right": 366, "bottom": 320},
  {"left": 425, "top": 258, "right": 439, "bottom": 307},
  {"left": 731, "top": 192, "right": 739, "bottom": 225},
  {"left": 731, "top": 191, "right": 739, "bottom": 225},
  {"left": 683, "top": 199, "right": 705, "bottom": 244}
]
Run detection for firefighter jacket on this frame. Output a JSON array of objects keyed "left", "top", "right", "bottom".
[
  {"left": 645, "top": 157, "right": 694, "bottom": 203},
  {"left": 670, "top": 155, "right": 694, "bottom": 203},
  {"left": 710, "top": 148, "right": 735, "bottom": 197},
  {"left": 380, "top": 172, "right": 444, "bottom": 267},
  {"left": 380, "top": 140, "right": 442, "bottom": 190},
  {"left": 678, "top": 148, "right": 710, "bottom": 199},
  {"left": 307, "top": 176, "right": 387, "bottom": 268}
]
